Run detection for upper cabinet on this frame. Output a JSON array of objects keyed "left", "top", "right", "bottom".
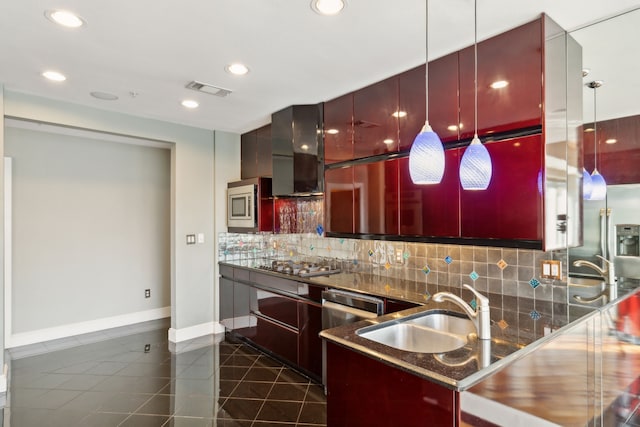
[
  {"left": 459, "top": 19, "right": 543, "bottom": 140},
  {"left": 583, "top": 114, "right": 640, "bottom": 185},
  {"left": 324, "top": 93, "right": 354, "bottom": 164},
  {"left": 460, "top": 134, "right": 544, "bottom": 241},
  {"left": 241, "top": 124, "right": 272, "bottom": 179},
  {"left": 323, "top": 15, "right": 581, "bottom": 250},
  {"left": 353, "top": 77, "right": 400, "bottom": 158},
  {"left": 398, "top": 150, "right": 461, "bottom": 237}
]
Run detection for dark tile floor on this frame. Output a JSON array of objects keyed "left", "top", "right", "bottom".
[{"left": 2, "top": 324, "right": 326, "bottom": 426}]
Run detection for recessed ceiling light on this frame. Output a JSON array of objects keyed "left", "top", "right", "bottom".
[
  {"left": 225, "top": 63, "right": 249, "bottom": 76},
  {"left": 392, "top": 111, "right": 407, "bottom": 118},
  {"left": 326, "top": 129, "right": 339, "bottom": 135},
  {"left": 181, "top": 99, "right": 199, "bottom": 109},
  {"left": 42, "top": 70, "right": 66, "bottom": 82},
  {"left": 490, "top": 80, "right": 509, "bottom": 89},
  {"left": 582, "top": 68, "right": 590, "bottom": 77},
  {"left": 605, "top": 138, "right": 617, "bottom": 144},
  {"left": 311, "top": 0, "right": 346, "bottom": 16},
  {"left": 44, "top": 9, "right": 85, "bottom": 28},
  {"left": 90, "top": 91, "right": 118, "bottom": 101},
  {"left": 383, "top": 139, "right": 394, "bottom": 145}
]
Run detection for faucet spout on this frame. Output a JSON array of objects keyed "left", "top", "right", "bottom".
[
  {"left": 573, "top": 259, "right": 607, "bottom": 276},
  {"left": 433, "top": 284, "right": 491, "bottom": 340},
  {"left": 573, "top": 256, "right": 616, "bottom": 295}
]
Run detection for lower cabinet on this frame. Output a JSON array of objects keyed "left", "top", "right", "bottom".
[
  {"left": 325, "top": 341, "right": 459, "bottom": 426},
  {"left": 220, "top": 266, "right": 324, "bottom": 382},
  {"left": 251, "top": 316, "right": 298, "bottom": 366},
  {"left": 298, "top": 300, "right": 323, "bottom": 379}
]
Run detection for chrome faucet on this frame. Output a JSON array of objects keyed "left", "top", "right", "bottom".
[
  {"left": 432, "top": 284, "right": 491, "bottom": 340},
  {"left": 573, "top": 255, "right": 617, "bottom": 302}
]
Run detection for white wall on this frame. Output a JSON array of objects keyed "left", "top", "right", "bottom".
[
  {"left": 213, "top": 130, "right": 241, "bottom": 324},
  {"left": 5, "top": 124, "right": 171, "bottom": 334},
  {"left": 3, "top": 91, "right": 235, "bottom": 344}
]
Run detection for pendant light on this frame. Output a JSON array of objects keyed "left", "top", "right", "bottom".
[
  {"left": 587, "top": 80, "right": 607, "bottom": 201},
  {"left": 408, "top": 0, "right": 445, "bottom": 185},
  {"left": 459, "top": 0, "right": 492, "bottom": 190},
  {"left": 582, "top": 168, "right": 593, "bottom": 200}
]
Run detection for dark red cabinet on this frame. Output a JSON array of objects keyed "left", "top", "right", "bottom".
[
  {"left": 398, "top": 149, "right": 461, "bottom": 237},
  {"left": 353, "top": 76, "right": 399, "bottom": 157},
  {"left": 297, "top": 300, "right": 323, "bottom": 380},
  {"left": 324, "top": 93, "right": 354, "bottom": 164},
  {"left": 584, "top": 114, "right": 640, "bottom": 185},
  {"left": 325, "top": 167, "right": 356, "bottom": 234},
  {"left": 354, "top": 159, "right": 399, "bottom": 236},
  {"left": 241, "top": 124, "right": 272, "bottom": 179},
  {"left": 459, "top": 19, "right": 543, "bottom": 140},
  {"left": 326, "top": 341, "right": 459, "bottom": 426},
  {"left": 460, "top": 134, "right": 544, "bottom": 240},
  {"left": 240, "top": 130, "right": 258, "bottom": 179},
  {"left": 398, "top": 65, "right": 426, "bottom": 151},
  {"left": 256, "top": 124, "right": 272, "bottom": 177}
]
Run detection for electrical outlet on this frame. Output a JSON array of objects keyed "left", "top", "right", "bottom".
[
  {"left": 145, "top": 289, "right": 151, "bottom": 298},
  {"left": 144, "top": 344, "right": 151, "bottom": 353},
  {"left": 186, "top": 234, "right": 196, "bottom": 245},
  {"left": 540, "top": 260, "right": 562, "bottom": 280}
]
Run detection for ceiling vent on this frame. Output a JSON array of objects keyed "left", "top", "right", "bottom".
[{"left": 185, "top": 80, "right": 232, "bottom": 97}]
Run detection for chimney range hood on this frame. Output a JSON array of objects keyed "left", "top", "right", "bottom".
[{"left": 271, "top": 104, "right": 324, "bottom": 196}]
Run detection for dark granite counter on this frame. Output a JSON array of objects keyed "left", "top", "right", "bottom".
[{"left": 220, "top": 260, "right": 595, "bottom": 392}]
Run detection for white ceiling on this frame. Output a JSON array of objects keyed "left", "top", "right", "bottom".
[{"left": 1, "top": 0, "right": 640, "bottom": 134}]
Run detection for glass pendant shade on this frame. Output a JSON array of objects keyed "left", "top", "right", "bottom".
[
  {"left": 582, "top": 168, "right": 593, "bottom": 200},
  {"left": 409, "top": 123, "right": 445, "bottom": 184},
  {"left": 460, "top": 136, "right": 492, "bottom": 190},
  {"left": 589, "top": 168, "right": 607, "bottom": 200}
]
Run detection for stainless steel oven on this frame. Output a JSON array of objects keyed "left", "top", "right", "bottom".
[{"left": 321, "top": 289, "right": 384, "bottom": 389}]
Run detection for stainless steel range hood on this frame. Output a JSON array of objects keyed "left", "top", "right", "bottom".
[{"left": 271, "top": 104, "right": 324, "bottom": 196}]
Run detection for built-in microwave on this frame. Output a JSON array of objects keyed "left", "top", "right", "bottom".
[{"left": 227, "top": 183, "right": 257, "bottom": 229}]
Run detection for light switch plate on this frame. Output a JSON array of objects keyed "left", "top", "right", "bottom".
[{"left": 197, "top": 233, "right": 205, "bottom": 244}]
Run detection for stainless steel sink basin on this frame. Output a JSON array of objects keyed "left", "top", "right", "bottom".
[
  {"left": 356, "top": 311, "right": 475, "bottom": 353},
  {"left": 407, "top": 312, "right": 476, "bottom": 336}
]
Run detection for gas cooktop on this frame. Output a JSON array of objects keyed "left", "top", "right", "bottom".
[{"left": 257, "top": 260, "right": 341, "bottom": 278}]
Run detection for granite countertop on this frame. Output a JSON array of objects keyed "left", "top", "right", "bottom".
[{"left": 220, "top": 260, "right": 593, "bottom": 391}]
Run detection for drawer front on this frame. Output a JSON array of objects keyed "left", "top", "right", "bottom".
[
  {"left": 253, "top": 316, "right": 298, "bottom": 365},
  {"left": 219, "top": 264, "right": 234, "bottom": 278},
  {"left": 256, "top": 289, "right": 299, "bottom": 329},
  {"left": 234, "top": 268, "right": 251, "bottom": 282},
  {"left": 249, "top": 271, "right": 299, "bottom": 294}
]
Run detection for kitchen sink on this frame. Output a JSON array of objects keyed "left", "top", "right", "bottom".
[{"left": 356, "top": 311, "right": 475, "bottom": 353}]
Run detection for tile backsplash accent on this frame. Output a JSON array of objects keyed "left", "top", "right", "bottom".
[{"left": 218, "top": 232, "right": 570, "bottom": 335}]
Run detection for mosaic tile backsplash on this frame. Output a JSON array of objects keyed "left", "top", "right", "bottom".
[{"left": 218, "top": 232, "right": 573, "bottom": 337}]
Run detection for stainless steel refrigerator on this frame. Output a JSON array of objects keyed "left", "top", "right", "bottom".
[{"left": 570, "top": 183, "right": 640, "bottom": 293}]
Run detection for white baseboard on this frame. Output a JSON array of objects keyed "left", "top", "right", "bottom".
[
  {"left": 168, "top": 321, "right": 225, "bottom": 343},
  {"left": 6, "top": 306, "right": 171, "bottom": 348}
]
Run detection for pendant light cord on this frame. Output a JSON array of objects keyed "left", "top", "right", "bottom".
[
  {"left": 425, "top": 0, "right": 429, "bottom": 123},
  {"left": 593, "top": 85, "right": 598, "bottom": 169},
  {"left": 474, "top": 0, "right": 478, "bottom": 138}
]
